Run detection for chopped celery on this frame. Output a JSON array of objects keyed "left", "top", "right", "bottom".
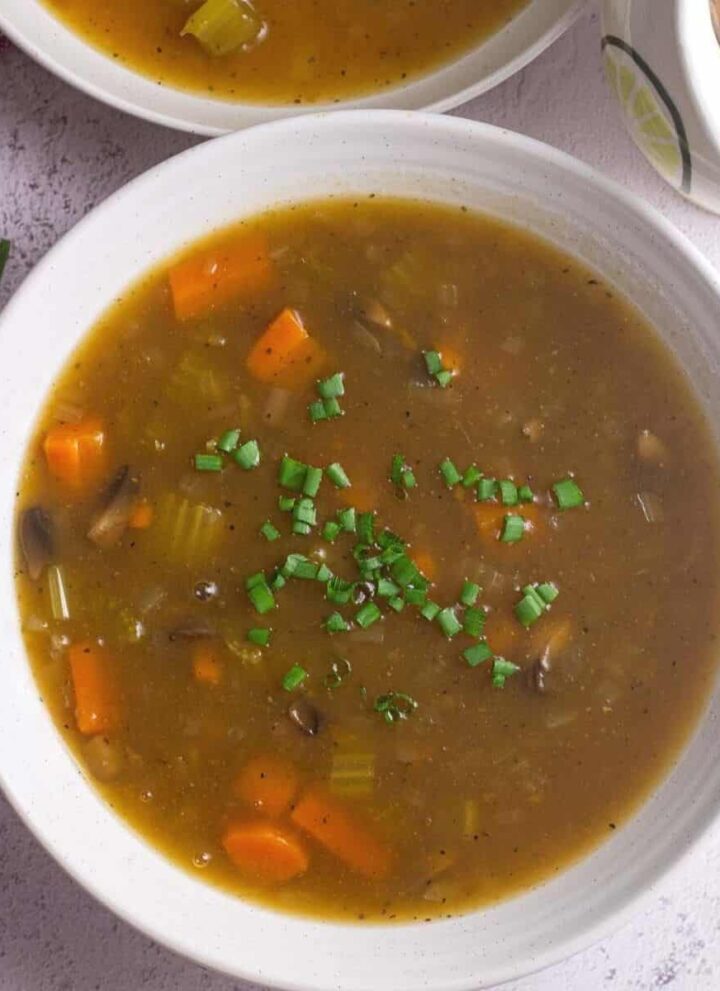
[
  {"left": 182, "top": 0, "right": 262, "bottom": 57},
  {"left": 151, "top": 493, "right": 224, "bottom": 566},
  {"left": 169, "top": 352, "right": 226, "bottom": 407},
  {"left": 329, "top": 751, "right": 375, "bottom": 798},
  {"left": 47, "top": 564, "right": 70, "bottom": 621},
  {"left": 462, "top": 799, "right": 480, "bottom": 838}
]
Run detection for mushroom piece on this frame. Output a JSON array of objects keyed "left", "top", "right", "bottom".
[
  {"left": 168, "top": 621, "right": 216, "bottom": 642},
  {"left": 20, "top": 506, "right": 53, "bottom": 580},
  {"left": 87, "top": 465, "right": 141, "bottom": 548},
  {"left": 288, "top": 698, "right": 321, "bottom": 736}
]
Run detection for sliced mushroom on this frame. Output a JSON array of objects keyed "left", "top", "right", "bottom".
[
  {"left": 168, "top": 621, "right": 216, "bottom": 642},
  {"left": 87, "top": 465, "right": 140, "bottom": 548},
  {"left": 355, "top": 296, "right": 393, "bottom": 330},
  {"left": 288, "top": 698, "right": 321, "bottom": 736},
  {"left": 528, "top": 654, "right": 551, "bottom": 694},
  {"left": 20, "top": 506, "right": 53, "bottom": 580}
]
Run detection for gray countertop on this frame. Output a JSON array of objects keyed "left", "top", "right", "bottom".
[{"left": 2, "top": 6, "right": 720, "bottom": 989}]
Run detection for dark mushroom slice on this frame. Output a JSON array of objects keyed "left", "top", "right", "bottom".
[
  {"left": 87, "top": 465, "right": 141, "bottom": 548},
  {"left": 20, "top": 506, "right": 54, "bottom": 580},
  {"left": 288, "top": 698, "right": 321, "bottom": 736},
  {"left": 168, "top": 621, "right": 216, "bottom": 642}
]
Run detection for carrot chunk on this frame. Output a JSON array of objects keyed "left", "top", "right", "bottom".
[
  {"left": 192, "top": 644, "right": 222, "bottom": 685},
  {"left": 234, "top": 754, "right": 299, "bottom": 817},
  {"left": 68, "top": 641, "right": 122, "bottom": 736},
  {"left": 128, "top": 499, "right": 153, "bottom": 529},
  {"left": 43, "top": 417, "right": 106, "bottom": 492},
  {"left": 246, "top": 308, "right": 326, "bottom": 390},
  {"left": 413, "top": 549, "right": 437, "bottom": 583},
  {"left": 169, "top": 236, "right": 272, "bottom": 321},
  {"left": 222, "top": 821, "right": 309, "bottom": 882},
  {"left": 291, "top": 785, "right": 392, "bottom": 879}
]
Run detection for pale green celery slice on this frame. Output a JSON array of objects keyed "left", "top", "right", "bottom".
[
  {"left": 329, "top": 752, "right": 375, "bottom": 798},
  {"left": 152, "top": 494, "right": 224, "bottom": 566},
  {"left": 47, "top": 564, "right": 70, "bottom": 621},
  {"left": 182, "top": 0, "right": 261, "bottom": 57}
]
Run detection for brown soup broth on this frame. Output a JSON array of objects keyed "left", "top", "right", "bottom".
[
  {"left": 41, "top": 0, "right": 529, "bottom": 105},
  {"left": 15, "top": 198, "right": 720, "bottom": 922}
]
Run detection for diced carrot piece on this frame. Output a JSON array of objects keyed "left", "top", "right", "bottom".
[
  {"left": 485, "top": 612, "right": 522, "bottom": 657},
  {"left": 192, "top": 644, "right": 222, "bottom": 685},
  {"left": 233, "top": 754, "right": 299, "bottom": 817},
  {"left": 413, "top": 549, "right": 437, "bottom": 583},
  {"left": 291, "top": 785, "right": 392, "bottom": 879},
  {"left": 169, "top": 236, "right": 272, "bottom": 321},
  {"left": 246, "top": 308, "right": 326, "bottom": 390},
  {"left": 43, "top": 417, "right": 106, "bottom": 492},
  {"left": 68, "top": 641, "right": 122, "bottom": 736},
  {"left": 222, "top": 821, "right": 309, "bottom": 882},
  {"left": 473, "top": 503, "right": 508, "bottom": 540},
  {"left": 128, "top": 500, "right": 153, "bottom": 529}
]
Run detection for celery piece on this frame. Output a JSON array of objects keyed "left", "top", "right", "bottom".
[
  {"left": 182, "top": 0, "right": 261, "bottom": 57},
  {"left": 151, "top": 494, "right": 224, "bottom": 566},
  {"left": 329, "top": 751, "right": 375, "bottom": 798},
  {"left": 47, "top": 564, "right": 70, "bottom": 621}
]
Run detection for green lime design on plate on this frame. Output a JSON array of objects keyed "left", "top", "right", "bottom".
[{"left": 604, "top": 45, "right": 684, "bottom": 187}]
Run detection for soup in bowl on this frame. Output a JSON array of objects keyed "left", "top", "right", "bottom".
[
  {"left": 0, "top": 0, "right": 584, "bottom": 133},
  {"left": 2, "top": 112, "right": 720, "bottom": 988}
]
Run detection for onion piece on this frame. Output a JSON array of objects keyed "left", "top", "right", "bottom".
[
  {"left": 635, "top": 491, "right": 664, "bottom": 523},
  {"left": 262, "top": 388, "right": 291, "bottom": 426},
  {"left": 87, "top": 466, "right": 141, "bottom": 548},
  {"left": 20, "top": 506, "right": 53, "bottom": 580},
  {"left": 637, "top": 429, "right": 669, "bottom": 464}
]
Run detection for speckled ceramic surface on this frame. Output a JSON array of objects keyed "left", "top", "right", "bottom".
[
  {"left": 602, "top": 0, "right": 720, "bottom": 214},
  {"left": 0, "top": 0, "right": 584, "bottom": 134},
  {"left": 3, "top": 10, "right": 720, "bottom": 991}
]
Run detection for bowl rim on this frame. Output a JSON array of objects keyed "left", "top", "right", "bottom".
[
  {"left": 0, "top": 0, "right": 586, "bottom": 135},
  {"left": 4, "top": 110, "right": 720, "bottom": 989}
]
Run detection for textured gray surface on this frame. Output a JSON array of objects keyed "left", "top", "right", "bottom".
[{"left": 2, "top": 5, "right": 720, "bottom": 989}]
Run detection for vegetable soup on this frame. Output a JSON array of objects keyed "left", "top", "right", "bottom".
[
  {"left": 15, "top": 198, "right": 720, "bottom": 921},
  {"left": 40, "top": 0, "right": 529, "bottom": 104}
]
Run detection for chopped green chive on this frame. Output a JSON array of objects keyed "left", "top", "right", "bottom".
[
  {"left": 388, "top": 596, "right": 405, "bottom": 613},
  {"left": 463, "top": 606, "right": 486, "bottom": 638},
  {"left": 437, "top": 606, "right": 462, "bottom": 638},
  {"left": 492, "top": 657, "right": 520, "bottom": 688},
  {"left": 537, "top": 581, "right": 559, "bottom": 604},
  {"left": 515, "top": 592, "right": 544, "bottom": 627},
  {"left": 325, "top": 611, "right": 350, "bottom": 633},
  {"left": 404, "top": 586, "right": 427, "bottom": 606},
  {"left": 355, "top": 602, "right": 381, "bottom": 628},
  {"left": 326, "top": 577, "right": 353, "bottom": 605},
  {"left": 308, "top": 399, "right": 327, "bottom": 423},
  {"left": 420, "top": 600, "right": 441, "bottom": 621},
  {"left": 522, "top": 584, "right": 546, "bottom": 612},
  {"left": 217, "top": 428, "right": 241, "bottom": 453},
  {"left": 439, "top": 458, "right": 462, "bottom": 488},
  {"left": 337, "top": 507, "right": 357, "bottom": 533},
  {"left": 327, "top": 462, "right": 351, "bottom": 489},
  {"left": 374, "top": 691, "right": 417, "bottom": 724},
  {"left": 247, "top": 627, "right": 271, "bottom": 646},
  {"left": 303, "top": 466, "right": 323, "bottom": 497},
  {"left": 278, "top": 495, "right": 296, "bottom": 512},
  {"left": 435, "top": 369, "right": 453, "bottom": 388},
  {"left": 357, "top": 512, "right": 375, "bottom": 545},
  {"left": 423, "top": 350, "right": 443, "bottom": 375},
  {"left": 463, "top": 641, "right": 492, "bottom": 668},
  {"left": 401, "top": 468, "right": 417, "bottom": 489},
  {"left": 259, "top": 520, "right": 280, "bottom": 542},
  {"left": 552, "top": 477, "right": 585, "bottom": 509},
  {"left": 282, "top": 663, "right": 308, "bottom": 692},
  {"left": 460, "top": 580, "right": 481, "bottom": 607},
  {"left": 292, "top": 497, "right": 317, "bottom": 527},
  {"left": 268, "top": 570, "right": 286, "bottom": 592},
  {"left": 233, "top": 439, "right": 260, "bottom": 470},
  {"left": 278, "top": 455, "right": 308, "bottom": 491},
  {"left": 501, "top": 514, "right": 525, "bottom": 543},
  {"left": 477, "top": 477, "right": 497, "bottom": 502},
  {"left": 518, "top": 484, "right": 534, "bottom": 503},
  {"left": 315, "top": 563, "right": 333, "bottom": 583},
  {"left": 462, "top": 465, "right": 482, "bottom": 488},
  {"left": 292, "top": 521, "right": 311, "bottom": 536},
  {"left": 377, "top": 577, "right": 401, "bottom": 599},
  {"left": 318, "top": 372, "right": 345, "bottom": 399},
  {"left": 391, "top": 454, "right": 417, "bottom": 491},
  {"left": 194, "top": 453, "right": 223, "bottom": 472},
  {"left": 322, "top": 396, "right": 343, "bottom": 419},
  {"left": 322, "top": 520, "right": 342, "bottom": 542},
  {"left": 245, "top": 573, "right": 275, "bottom": 614},
  {"left": 282, "top": 554, "right": 318, "bottom": 579},
  {"left": 499, "top": 479, "right": 518, "bottom": 506}
]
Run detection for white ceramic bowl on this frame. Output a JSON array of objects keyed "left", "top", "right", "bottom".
[
  {"left": 0, "top": 0, "right": 584, "bottom": 134},
  {"left": 602, "top": 0, "right": 720, "bottom": 214},
  {"left": 2, "top": 111, "right": 720, "bottom": 990}
]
